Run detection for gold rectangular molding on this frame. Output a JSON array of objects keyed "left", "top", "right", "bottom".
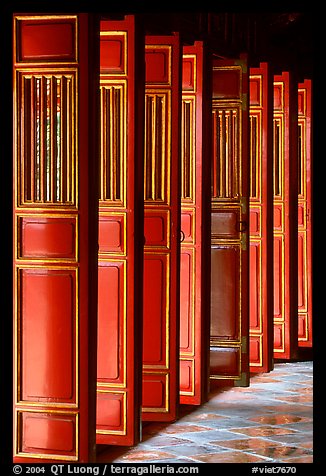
[
  {"left": 99, "top": 81, "right": 127, "bottom": 206},
  {"left": 15, "top": 69, "right": 78, "bottom": 209}
]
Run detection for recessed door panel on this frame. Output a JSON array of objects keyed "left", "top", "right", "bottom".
[
  {"left": 249, "top": 63, "right": 274, "bottom": 373},
  {"left": 180, "top": 42, "right": 211, "bottom": 404},
  {"left": 143, "top": 34, "right": 181, "bottom": 422},
  {"left": 210, "top": 57, "right": 250, "bottom": 387},
  {"left": 273, "top": 72, "right": 299, "bottom": 360},
  {"left": 97, "top": 16, "right": 144, "bottom": 446},
  {"left": 13, "top": 14, "right": 99, "bottom": 462},
  {"left": 297, "top": 80, "right": 313, "bottom": 348}
]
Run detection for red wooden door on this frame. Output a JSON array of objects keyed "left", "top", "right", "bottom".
[
  {"left": 180, "top": 42, "right": 211, "bottom": 404},
  {"left": 273, "top": 72, "right": 299, "bottom": 360},
  {"left": 13, "top": 14, "right": 99, "bottom": 462},
  {"left": 249, "top": 63, "right": 274, "bottom": 373},
  {"left": 142, "top": 34, "right": 181, "bottom": 421},
  {"left": 210, "top": 56, "right": 250, "bottom": 387},
  {"left": 97, "top": 16, "right": 144, "bottom": 446},
  {"left": 298, "top": 79, "right": 313, "bottom": 348}
]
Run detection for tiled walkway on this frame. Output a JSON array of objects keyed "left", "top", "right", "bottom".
[{"left": 97, "top": 361, "right": 313, "bottom": 464}]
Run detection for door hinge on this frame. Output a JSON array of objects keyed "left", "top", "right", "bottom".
[
  {"left": 241, "top": 233, "right": 247, "bottom": 251},
  {"left": 241, "top": 336, "right": 248, "bottom": 353},
  {"left": 242, "top": 92, "right": 248, "bottom": 111},
  {"left": 235, "top": 371, "right": 249, "bottom": 387},
  {"left": 240, "top": 196, "right": 248, "bottom": 213}
]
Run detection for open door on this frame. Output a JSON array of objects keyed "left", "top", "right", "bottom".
[
  {"left": 249, "top": 63, "right": 274, "bottom": 373},
  {"left": 273, "top": 72, "right": 298, "bottom": 360},
  {"left": 298, "top": 80, "right": 313, "bottom": 348},
  {"left": 13, "top": 14, "right": 99, "bottom": 462},
  {"left": 210, "top": 56, "right": 250, "bottom": 387},
  {"left": 180, "top": 42, "right": 211, "bottom": 404},
  {"left": 142, "top": 34, "right": 181, "bottom": 421},
  {"left": 96, "top": 16, "right": 144, "bottom": 446}
]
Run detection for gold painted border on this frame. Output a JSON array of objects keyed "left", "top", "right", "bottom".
[
  {"left": 100, "top": 31, "right": 128, "bottom": 76},
  {"left": 99, "top": 79, "right": 127, "bottom": 208},
  {"left": 179, "top": 246, "right": 195, "bottom": 357},
  {"left": 274, "top": 322, "right": 285, "bottom": 353},
  {"left": 14, "top": 265, "right": 79, "bottom": 408},
  {"left": 14, "top": 68, "right": 78, "bottom": 210},
  {"left": 274, "top": 81, "right": 284, "bottom": 112},
  {"left": 16, "top": 213, "right": 78, "bottom": 263},
  {"left": 145, "top": 44, "right": 172, "bottom": 87},
  {"left": 249, "top": 74, "right": 263, "bottom": 108},
  {"left": 273, "top": 114, "right": 284, "bottom": 200},
  {"left": 98, "top": 211, "right": 127, "bottom": 257},
  {"left": 211, "top": 204, "right": 242, "bottom": 243},
  {"left": 248, "top": 109, "right": 262, "bottom": 202},
  {"left": 181, "top": 95, "right": 196, "bottom": 203},
  {"left": 209, "top": 343, "right": 242, "bottom": 380},
  {"left": 144, "top": 208, "right": 171, "bottom": 251},
  {"left": 15, "top": 408, "right": 79, "bottom": 461},
  {"left": 14, "top": 15, "right": 79, "bottom": 66},
  {"left": 211, "top": 102, "right": 242, "bottom": 199},
  {"left": 97, "top": 258, "right": 127, "bottom": 388},
  {"left": 249, "top": 238, "right": 263, "bottom": 334},
  {"left": 142, "top": 373, "right": 170, "bottom": 413},
  {"left": 273, "top": 233, "right": 285, "bottom": 326},
  {"left": 179, "top": 358, "right": 195, "bottom": 396},
  {"left": 143, "top": 252, "right": 170, "bottom": 371},
  {"left": 298, "top": 311, "right": 309, "bottom": 342},
  {"left": 96, "top": 390, "right": 127, "bottom": 436},
  {"left": 182, "top": 54, "right": 197, "bottom": 93},
  {"left": 249, "top": 335, "right": 263, "bottom": 367},
  {"left": 212, "top": 65, "right": 243, "bottom": 99},
  {"left": 144, "top": 89, "right": 171, "bottom": 205}
]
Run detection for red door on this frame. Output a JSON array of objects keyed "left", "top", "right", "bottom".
[
  {"left": 97, "top": 16, "right": 144, "bottom": 446},
  {"left": 210, "top": 56, "right": 250, "bottom": 387},
  {"left": 249, "top": 63, "right": 274, "bottom": 373},
  {"left": 142, "top": 34, "right": 181, "bottom": 421},
  {"left": 273, "top": 72, "right": 299, "bottom": 360},
  {"left": 180, "top": 42, "right": 211, "bottom": 404},
  {"left": 13, "top": 14, "right": 99, "bottom": 462},
  {"left": 298, "top": 80, "right": 313, "bottom": 348}
]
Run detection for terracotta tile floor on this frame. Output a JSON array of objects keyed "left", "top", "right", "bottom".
[{"left": 96, "top": 361, "right": 313, "bottom": 464}]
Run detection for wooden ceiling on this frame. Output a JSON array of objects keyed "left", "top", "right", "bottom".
[{"left": 140, "top": 11, "right": 314, "bottom": 79}]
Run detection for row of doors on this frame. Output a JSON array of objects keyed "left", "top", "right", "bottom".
[
  {"left": 13, "top": 13, "right": 312, "bottom": 462},
  {"left": 248, "top": 66, "right": 313, "bottom": 372}
]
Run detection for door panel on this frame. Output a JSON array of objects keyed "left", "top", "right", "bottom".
[
  {"left": 249, "top": 63, "right": 274, "bottom": 373},
  {"left": 273, "top": 72, "right": 298, "bottom": 360},
  {"left": 180, "top": 42, "right": 211, "bottom": 405},
  {"left": 97, "top": 16, "right": 144, "bottom": 446},
  {"left": 13, "top": 14, "right": 99, "bottom": 462},
  {"left": 298, "top": 80, "right": 313, "bottom": 348},
  {"left": 210, "top": 57, "right": 250, "bottom": 387},
  {"left": 143, "top": 34, "right": 181, "bottom": 421}
]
